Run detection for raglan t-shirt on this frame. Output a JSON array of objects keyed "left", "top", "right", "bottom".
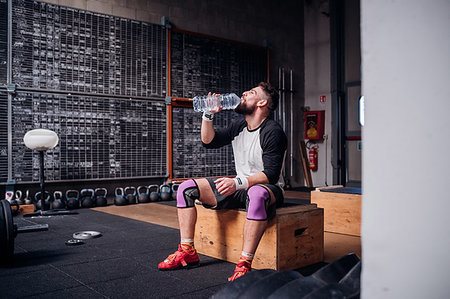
[{"left": 202, "top": 118, "right": 287, "bottom": 189}]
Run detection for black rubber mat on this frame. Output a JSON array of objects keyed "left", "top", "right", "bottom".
[
  {"left": 1, "top": 206, "right": 327, "bottom": 298},
  {"left": 0, "top": 209, "right": 234, "bottom": 298}
]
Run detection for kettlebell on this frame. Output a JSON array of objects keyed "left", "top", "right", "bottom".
[
  {"left": 137, "top": 186, "right": 150, "bottom": 203},
  {"left": 160, "top": 184, "right": 171, "bottom": 201},
  {"left": 34, "top": 191, "right": 51, "bottom": 211},
  {"left": 24, "top": 190, "right": 33, "bottom": 205},
  {"left": 52, "top": 191, "right": 65, "bottom": 209},
  {"left": 171, "top": 183, "right": 179, "bottom": 201},
  {"left": 15, "top": 190, "right": 24, "bottom": 205},
  {"left": 124, "top": 186, "right": 137, "bottom": 204},
  {"left": 65, "top": 190, "right": 80, "bottom": 209},
  {"left": 94, "top": 188, "right": 108, "bottom": 207},
  {"left": 114, "top": 187, "right": 127, "bottom": 206},
  {"left": 80, "top": 189, "right": 95, "bottom": 208},
  {"left": 7, "top": 191, "right": 20, "bottom": 216},
  {"left": 148, "top": 185, "right": 160, "bottom": 202}
]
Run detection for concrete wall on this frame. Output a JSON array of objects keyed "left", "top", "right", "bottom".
[
  {"left": 304, "top": 0, "right": 333, "bottom": 187},
  {"left": 41, "top": 0, "right": 306, "bottom": 187},
  {"left": 361, "top": 0, "right": 450, "bottom": 297}
]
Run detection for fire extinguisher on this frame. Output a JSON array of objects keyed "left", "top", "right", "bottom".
[{"left": 308, "top": 145, "right": 319, "bottom": 171}]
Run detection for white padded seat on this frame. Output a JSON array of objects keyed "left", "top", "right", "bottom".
[{"left": 23, "top": 129, "right": 59, "bottom": 151}]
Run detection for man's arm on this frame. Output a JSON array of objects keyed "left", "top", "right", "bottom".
[
  {"left": 200, "top": 93, "right": 222, "bottom": 145},
  {"left": 215, "top": 171, "right": 269, "bottom": 196},
  {"left": 201, "top": 113, "right": 216, "bottom": 144}
]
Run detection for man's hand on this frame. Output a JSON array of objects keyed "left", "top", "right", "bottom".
[
  {"left": 201, "top": 92, "right": 222, "bottom": 144},
  {"left": 214, "top": 177, "right": 236, "bottom": 196},
  {"left": 208, "top": 92, "right": 223, "bottom": 114}
]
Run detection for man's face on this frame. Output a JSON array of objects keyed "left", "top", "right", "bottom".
[{"left": 235, "top": 86, "right": 265, "bottom": 115}]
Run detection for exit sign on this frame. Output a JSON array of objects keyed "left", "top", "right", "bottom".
[{"left": 320, "top": 95, "right": 326, "bottom": 103}]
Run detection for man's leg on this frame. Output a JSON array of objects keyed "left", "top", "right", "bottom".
[
  {"left": 158, "top": 178, "right": 217, "bottom": 270},
  {"left": 229, "top": 185, "right": 276, "bottom": 281},
  {"left": 177, "top": 178, "right": 217, "bottom": 240}
]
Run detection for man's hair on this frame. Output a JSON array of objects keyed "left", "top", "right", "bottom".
[{"left": 258, "top": 82, "right": 279, "bottom": 112}]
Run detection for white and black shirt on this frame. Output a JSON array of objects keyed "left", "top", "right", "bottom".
[{"left": 202, "top": 118, "right": 287, "bottom": 188}]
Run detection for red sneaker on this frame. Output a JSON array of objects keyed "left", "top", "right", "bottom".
[
  {"left": 158, "top": 245, "right": 200, "bottom": 271},
  {"left": 228, "top": 261, "right": 252, "bottom": 281}
]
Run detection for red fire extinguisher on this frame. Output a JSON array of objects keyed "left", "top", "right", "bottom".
[{"left": 308, "top": 145, "right": 318, "bottom": 171}]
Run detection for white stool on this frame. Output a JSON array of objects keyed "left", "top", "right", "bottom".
[{"left": 23, "top": 129, "right": 58, "bottom": 212}]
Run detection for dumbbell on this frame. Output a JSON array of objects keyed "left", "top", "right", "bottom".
[
  {"left": 80, "top": 189, "right": 95, "bottom": 208},
  {"left": 137, "top": 186, "right": 150, "bottom": 203},
  {"left": 0, "top": 199, "right": 49, "bottom": 265},
  {"left": 114, "top": 187, "right": 127, "bottom": 206},
  {"left": 52, "top": 191, "right": 65, "bottom": 209},
  {"left": 94, "top": 188, "right": 108, "bottom": 207},
  {"left": 124, "top": 187, "right": 137, "bottom": 204}
]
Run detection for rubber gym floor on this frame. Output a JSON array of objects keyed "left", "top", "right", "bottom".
[{"left": 0, "top": 199, "right": 325, "bottom": 299}]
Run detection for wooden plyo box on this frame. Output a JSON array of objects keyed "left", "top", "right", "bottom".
[
  {"left": 311, "top": 190, "right": 361, "bottom": 236},
  {"left": 194, "top": 204, "right": 324, "bottom": 271}
]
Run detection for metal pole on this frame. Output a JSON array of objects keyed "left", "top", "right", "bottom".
[
  {"left": 7, "top": 0, "right": 13, "bottom": 182},
  {"left": 281, "top": 68, "right": 288, "bottom": 183},
  {"left": 325, "top": 135, "right": 328, "bottom": 186},
  {"left": 278, "top": 67, "right": 281, "bottom": 123},
  {"left": 39, "top": 151, "right": 46, "bottom": 211},
  {"left": 282, "top": 68, "right": 286, "bottom": 132},
  {"left": 289, "top": 69, "right": 293, "bottom": 177}
]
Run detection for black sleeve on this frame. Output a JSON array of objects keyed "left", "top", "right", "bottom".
[
  {"left": 260, "top": 122, "right": 288, "bottom": 184},
  {"left": 202, "top": 118, "right": 246, "bottom": 149}
]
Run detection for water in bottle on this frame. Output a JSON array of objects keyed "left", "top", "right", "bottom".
[{"left": 193, "top": 93, "right": 241, "bottom": 112}]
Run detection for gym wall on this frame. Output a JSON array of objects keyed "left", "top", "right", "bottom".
[{"left": 0, "top": 0, "right": 305, "bottom": 195}]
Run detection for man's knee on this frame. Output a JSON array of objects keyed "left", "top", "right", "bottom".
[
  {"left": 176, "top": 179, "right": 199, "bottom": 208},
  {"left": 246, "top": 185, "right": 271, "bottom": 221}
]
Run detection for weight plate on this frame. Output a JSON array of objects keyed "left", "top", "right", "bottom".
[
  {"left": 0, "top": 200, "right": 14, "bottom": 264},
  {"left": 0, "top": 200, "right": 7, "bottom": 263},
  {"left": 65, "top": 239, "right": 84, "bottom": 246},
  {"left": 72, "top": 231, "right": 102, "bottom": 240}
]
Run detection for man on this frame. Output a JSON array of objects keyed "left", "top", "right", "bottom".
[{"left": 158, "top": 82, "right": 287, "bottom": 281}]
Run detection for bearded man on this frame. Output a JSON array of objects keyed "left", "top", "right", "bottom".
[{"left": 158, "top": 82, "right": 287, "bottom": 281}]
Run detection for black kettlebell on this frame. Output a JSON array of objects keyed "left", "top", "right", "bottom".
[
  {"left": 114, "top": 187, "right": 127, "bottom": 206},
  {"left": 124, "top": 187, "right": 137, "bottom": 205},
  {"left": 15, "top": 190, "right": 24, "bottom": 205},
  {"left": 148, "top": 185, "right": 160, "bottom": 202},
  {"left": 24, "top": 190, "right": 33, "bottom": 205},
  {"left": 34, "top": 191, "right": 51, "bottom": 211},
  {"left": 80, "top": 189, "right": 95, "bottom": 208},
  {"left": 94, "top": 188, "right": 108, "bottom": 207},
  {"left": 137, "top": 186, "right": 150, "bottom": 203},
  {"left": 160, "top": 184, "right": 171, "bottom": 201},
  {"left": 65, "top": 190, "right": 80, "bottom": 209},
  {"left": 52, "top": 191, "right": 65, "bottom": 209},
  {"left": 171, "top": 183, "right": 179, "bottom": 201}
]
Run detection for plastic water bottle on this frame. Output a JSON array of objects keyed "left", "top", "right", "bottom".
[{"left": 193, "top": 93, "right": 241, "bottom": 112}]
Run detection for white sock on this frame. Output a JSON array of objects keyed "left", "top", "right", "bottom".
[
  {"left": 241, "top": 251, "right": 254, "bottom": 259},
  {"left": 181, "top": 238, "right": 194, "bottom": 243}
]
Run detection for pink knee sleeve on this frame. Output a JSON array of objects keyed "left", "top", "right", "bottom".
[
  {"left": 246, "top": 186, "right": 270, "bottom": 220},
  {"left": 176, "top": 179, "right": 198, "bottom": 208}
]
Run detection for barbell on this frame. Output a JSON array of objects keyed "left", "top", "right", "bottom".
[{"left": 0, "top": 199, "right": 48, "bottom": 265}]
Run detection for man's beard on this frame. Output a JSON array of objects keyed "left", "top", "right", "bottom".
[{"left": 234, "top": 101, "right": 255, "bottom": 115}]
